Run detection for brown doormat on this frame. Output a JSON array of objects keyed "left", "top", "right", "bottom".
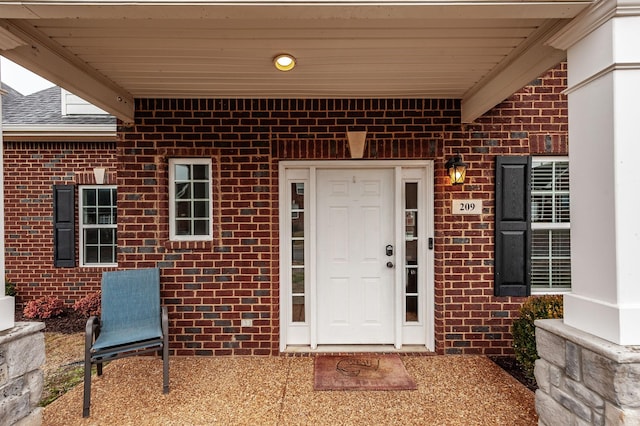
[{"left": 314, "top": 354, "right": 417, "bottom": 391}]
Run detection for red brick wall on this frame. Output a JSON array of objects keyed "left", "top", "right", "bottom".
[
  {"left": 4, "top": 141, "right": 117, "bottom": 304},
  {"left": 437, "top": 63, "right": 568, "bottom": 355},
  {"left": 5, "top": 64, "right": 567, "bottom": 356}
]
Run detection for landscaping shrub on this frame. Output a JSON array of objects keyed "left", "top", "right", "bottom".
[
  {"left": 73, "top": 291, "right": 101, "bottom": 317},
  {"left": 4, "top": 276, "right": 16, "bottom": 297},
  {"left": 23, "top": 296, "right": 65, "bottom": 319},
  {"left": 512, "top": 295, "right": 564, "bottom": 379}
]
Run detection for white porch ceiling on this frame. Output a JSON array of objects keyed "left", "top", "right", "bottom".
[{"left": 0, "top": 1, "right": 592, "bottom": 124}]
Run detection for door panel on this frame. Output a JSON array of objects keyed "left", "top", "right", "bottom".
[{"left": 316, "top": 168, "right": 394, "bottom": 344}]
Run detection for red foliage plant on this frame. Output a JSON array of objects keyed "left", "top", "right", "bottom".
[
  {"left": 73, "top": 291, "right": 102, "bottom": 317},
  {"left": 23, "top": 296, "right": 65, "bottom": 319}
]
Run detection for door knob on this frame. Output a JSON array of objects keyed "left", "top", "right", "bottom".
[{"left": 386, "top": 262, "right": 394, "bottom": 268}]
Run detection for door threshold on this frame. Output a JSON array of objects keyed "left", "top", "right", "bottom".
[{"left": 283, "top": 345, "right": 433, "bottom": 354}]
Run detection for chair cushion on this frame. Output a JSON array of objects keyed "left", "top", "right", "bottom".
[{"left": 92, "top": 320, "right": 163, "bottom": 352}]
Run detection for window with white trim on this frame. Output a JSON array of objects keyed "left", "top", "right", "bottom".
[
  {"left": 169, "top": 158, "right": 213, "bottom": 241},
  {"left": 79, "top": 186, "right": 117, "bottom": 266},
  {"left": 531, "top": 157, "right": 571, "bottom": 292}
]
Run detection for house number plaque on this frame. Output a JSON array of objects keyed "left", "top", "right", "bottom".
[{"left": 452, "top": 199, "right": 482, "bottom": 215}]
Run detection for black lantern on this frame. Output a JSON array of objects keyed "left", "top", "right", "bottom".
[{"left": 445, "top": 154, "right": 467, "bottom": 185}]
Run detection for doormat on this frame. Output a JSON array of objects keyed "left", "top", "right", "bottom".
[{"left": 313, "top": 354, "right": 417, "bottom": 391}]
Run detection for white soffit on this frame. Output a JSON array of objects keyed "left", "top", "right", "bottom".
[{"left": 0, "top": 1, "right": 593, "bottom": 123}]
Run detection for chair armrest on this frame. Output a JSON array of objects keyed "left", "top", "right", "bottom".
[
  {"left": 161, "top": 306, "right": 168, "bottom": 335},
  {"left": 85, "top": 316, "right": 100, "bottom": 351}
]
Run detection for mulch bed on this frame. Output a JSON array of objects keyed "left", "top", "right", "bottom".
[
  {"left": 15, "top": 309, "right": 87, "bottom": 334},
  {"left": 490, "top": 356, "right": 537, "bottom": 392}
]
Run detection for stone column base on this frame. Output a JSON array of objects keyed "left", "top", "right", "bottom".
[
  {"left": 0, "top": 322, "right": 45, "bottom": 426},
  {"left": 535, "top": 319, "right": 640, "bottom": 426}
]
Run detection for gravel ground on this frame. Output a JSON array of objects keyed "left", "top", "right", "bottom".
[
  {"left": 43, "top": 355, "right": 536, "bottom": 425},
  {"left": 43, "top": 333, "right": 84, "bottom": 376}
]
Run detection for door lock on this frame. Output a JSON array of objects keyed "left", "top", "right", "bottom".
[
  {"left": 385, "top": 245, "right": 394, "bottom": 256},
  {"left": 386, "top": 262, "right": 394, "bottom": 268}
]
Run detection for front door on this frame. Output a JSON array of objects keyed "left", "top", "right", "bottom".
[{"left": 316, "top": 168, "right": 395, "bottom": 344}]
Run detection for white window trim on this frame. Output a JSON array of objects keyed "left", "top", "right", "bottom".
[
  {"left": 168, "top": 158, "right": 213, "bottom": 241},
  {"left": 79, "top": 185, "right": 118, "bottom": 267},
  {"left": 531, "top": 156, "right": 571, "bottom": 294}
]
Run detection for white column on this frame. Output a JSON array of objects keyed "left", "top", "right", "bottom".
[
  {"left": 0, "top": 62, "right": 15, "bottom": 331},
  {"left": 549, "top": 0, "right": 640, "bottom": 345}
]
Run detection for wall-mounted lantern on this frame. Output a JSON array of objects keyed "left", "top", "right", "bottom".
[
  {"left": 445, "top": 154, "right": 467, "bottom": 185},
  {"left": 93, "top": 167, "right": 106, "bottom": 185}
]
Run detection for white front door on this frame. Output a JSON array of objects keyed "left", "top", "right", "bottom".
[{"left": 316, "top": 168, "right": 395, "bottom": 344}]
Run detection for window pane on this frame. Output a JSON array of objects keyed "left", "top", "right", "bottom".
[
  {"left": 406, "top": 240, "right": 417, "bottom": 265},
  {"left": 532, "top": 162, "right": 554, "bottom": 190},
  {"left": 555, "top": 162, "right": 570, "bottom": 191},
  {"left": 292, "top": 212, "right": 304, "bottom": 237},
  {"left": 405, "top": 183, "right": 417, "bottom": 209},
  {"left": 176, "top": 220, "right": 191, "bottom": 235},
  {"left": 100, "top": 246, "right": 115, "bottom": 263},
  {"left": 531, "top": 229, "right": 571, "bottom": 289},
  {"left": 98, "top": 188, "right": 112, "bottom": 206},
  {"left": 85, "top": 229, "right": 98, "bottom": 244},
  {"left": 406, "top": 296, "right": 418, "bottom": 322},
  {"left": 291, "top": 183, "right": 305, "bottom": 208},
  {"left": 175, "top": 183, "right": 190, "bottom": 199},
  {"left": 292, "top": 240, "right": 304, "bottom": 265},
  {"left": 176, "top": 201, "right": 190, "bottom": 218},
  {"left": 84, "top": 207, "right": 97, "bottom": 225},
  {"left": 292, "top": 269, "right": 304, "bottom": 294},
  {"left": 175, "top": 164, "right": 190, "bottom": 181},
  {"left": 193, "top": 201, "right": 208, "bottom": 218},
  {"left": 193, "top": 220, "right": 209, "bottom": 235},
  {"left": 552, "top": 229, "right": 571, "bottom": 257},
  {"left": 405, "top": 211, "right": 417, "bottom": 238},
  {"left": 556, "top": 194, "right": 570, "bottom": 223},
  {"left": 406, "top": 268, "right": 418, "bottom": 293},
  {"left": 193, "top": 182, "right": 208, "bottom": 199},
  {"left": 85, "top": 246, "right": 98, "bottom": 264},
  {"left": 532, "top": 194, "right": 552, "bottom": 222},
  {"left": 551, "top": 259, "right": 572, "bottom": 288},
  {"left": 532, "top": 160, "right": 570, "bottom": 224},
  {"left": 100, "top": 228, "right": 114, "bottom": 244},
  {"left": 192, "top": 164, "right": 209, "bottom": 180},
  {"left": 97, "top": 208, "right": 112, "bottom": 224},
  {"left": 292, "top": 296, "right": 305, "bottom": 322},
  {"left": 84, "top": 189, "right": 96, "bottom": 206}
]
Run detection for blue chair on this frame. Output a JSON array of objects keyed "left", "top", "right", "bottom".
[{"left": 83, "top": 268, "right": 169, "bottom": 417}]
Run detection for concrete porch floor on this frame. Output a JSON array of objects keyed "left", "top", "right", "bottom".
[{"left": 44, "top": 355, "right": 536, "bottom": 425}]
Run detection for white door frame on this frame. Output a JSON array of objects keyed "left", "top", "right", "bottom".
[{"left": 279, "top": 160, "right": 434, "bottom": 352}]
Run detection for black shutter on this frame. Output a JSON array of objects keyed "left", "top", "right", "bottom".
[
  {"left": 53, "top": 185, "right": 76, "bottom": 267},
  {"left": 495, "top": 156, "right": 531, "bottom": 297}
]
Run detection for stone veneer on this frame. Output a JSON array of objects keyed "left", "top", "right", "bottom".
[
  {"left": 0, "top": 322, "right": 45, "bottom": 426},
  {"left": 535, "top": 319, "right": 640, "bottom": 425}
]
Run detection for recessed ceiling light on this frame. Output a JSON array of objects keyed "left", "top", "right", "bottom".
[{"left": 274, "top": 54, "right": 296, "bottom": 72}]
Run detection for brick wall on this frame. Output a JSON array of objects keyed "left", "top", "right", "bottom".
[
  {"left": 4, "top": 141, "right": 117, "bottom": 304},
  {"left": 5, "top": 63, "right": 567, "bottom": 356},
  {"left": 436, "top": 63, "right": 568, "bottom": 355}
]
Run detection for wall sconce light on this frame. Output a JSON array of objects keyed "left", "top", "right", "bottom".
[
  {"left": 445, "top": 154, "right": 467, "bottom": 185},
  {"left": 347, "top": 131, "right": 367, "bottom": 159},
  {"left": 93, "top": 167, "right": 106, "bottom": 185}
]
